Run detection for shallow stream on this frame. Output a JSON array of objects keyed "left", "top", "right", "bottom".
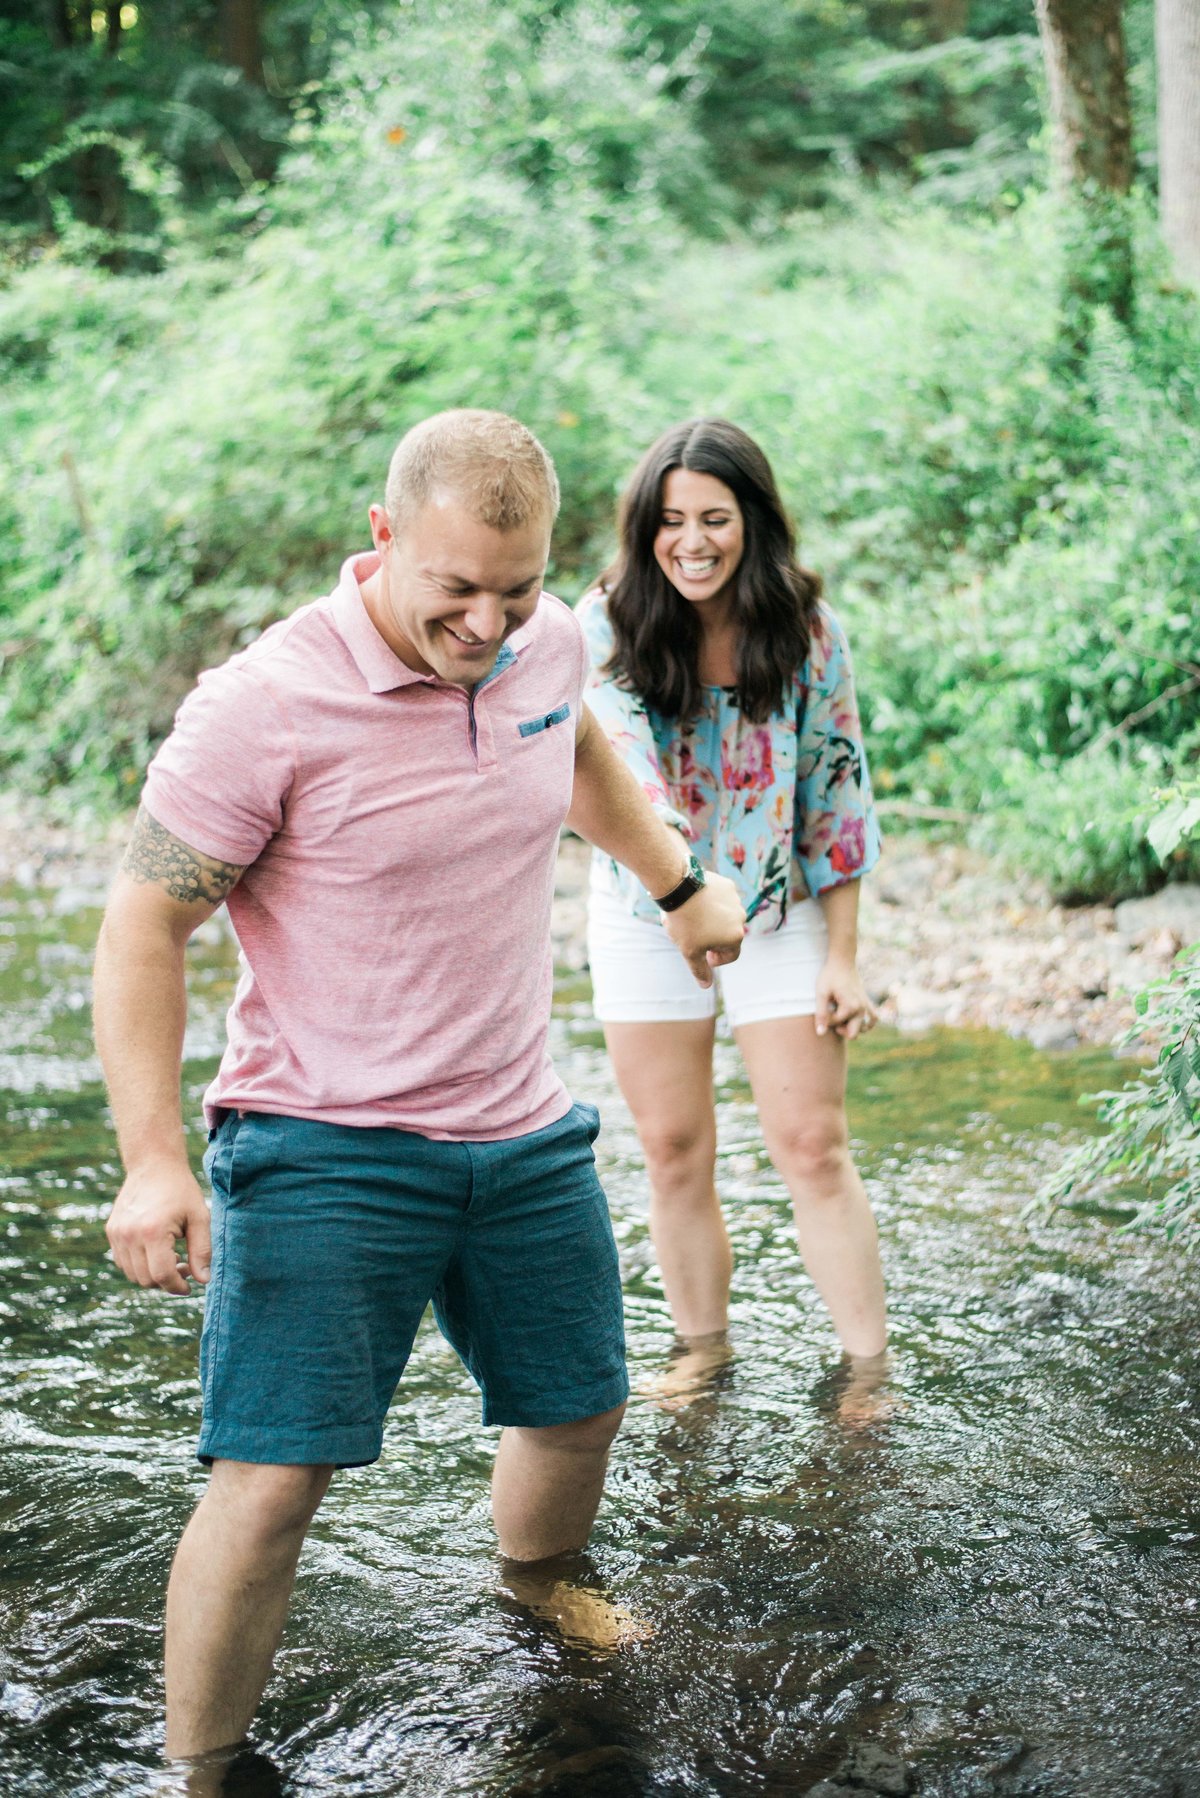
[{"left": 1, "top": 881, "right": 1198, "bottom": 1796}]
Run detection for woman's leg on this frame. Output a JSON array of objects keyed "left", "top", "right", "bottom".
[
  {"left": 602, "top": 1019, "right": 728, "bottom": 1338},
  {"left": 734, "top": 1015, "right": 887, "bottom": 1359}
]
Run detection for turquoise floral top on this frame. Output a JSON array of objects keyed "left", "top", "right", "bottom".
[{"left": 578, "top": 588, "right": 882, "bottom": 935}]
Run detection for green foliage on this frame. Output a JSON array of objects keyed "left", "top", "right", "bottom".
[
  {"left": 0, "top": 2, "right": 289, "bottom": 255},
  {"left": 972, "top": 747, "right": 1184, "bottom": 905},
  {"left": 627, "top": 0, "right": 1044, "bottom": 211},
  {"left": 1040, "top": 948, "right": 1200, "bottom": 1243},
  {"left": 1041, "top": 791, "right": 1200, "bottom": 1242},
  {"left": 0, "top": 1, "right": 696, "bottom": 790},
  {"left": 1148, "top": 780, "right": 1200, "bottom": 866},
  {"left": 0, "top": 0, "right": 1195, "bottom": 912}
]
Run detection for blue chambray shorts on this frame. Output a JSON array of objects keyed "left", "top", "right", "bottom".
[{"left": 197, "top": 1101, "right": 627, "bottom": 1467}]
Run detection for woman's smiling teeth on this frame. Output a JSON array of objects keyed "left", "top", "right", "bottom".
[{"left": 677, "top": 557, "right": 719, "bottom": 578}]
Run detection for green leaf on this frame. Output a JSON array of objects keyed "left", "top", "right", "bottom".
[{"left": 1147, "top": 798, "right": 1200, "bottom": 864}]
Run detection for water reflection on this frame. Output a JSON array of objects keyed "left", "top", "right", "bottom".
[{"left": 2, "top": 884, "right": 1199, "bottom": 1795}]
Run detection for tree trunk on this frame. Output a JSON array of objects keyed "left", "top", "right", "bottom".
[
  {"left": 105, "top": 4, "right": 122, "bottom": 55},
  {"left": 218, "top": 0, "right": 264, "bottom": 85},
  {"left": 44, "top": 0, "right": 77, "bottom": 49},
  {"left": 1035, "top": 0, "right": 1133, "bottom": 192},
  {"left": 1035, "top": 0, "right": 1135, "bottom": 338},
  {"left": 1156, "top": 0, "right": 1200, "bottom": 286}
]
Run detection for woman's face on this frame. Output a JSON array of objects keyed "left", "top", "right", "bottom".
[{"left": 653, "top": 468, "right": 745, "bottom": 609}]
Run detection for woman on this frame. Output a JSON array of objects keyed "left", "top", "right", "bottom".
[{"left": 579, "top": 419, "right": 886, "bottom": 1392}]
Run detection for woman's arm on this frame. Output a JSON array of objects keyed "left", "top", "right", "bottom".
[
  {"left": 577, "top": 590, "right": 690, "bottom": 835},
  {"left": 794, "top": 607, "right": 882, "bottom": 897},
  {"left": 814, "top": 877, "right": 876, "bottom": 1039}
]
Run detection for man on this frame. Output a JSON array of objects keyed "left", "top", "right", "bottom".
[{"left": 94, "top": 409, "right": 745, "bottom": 1766}]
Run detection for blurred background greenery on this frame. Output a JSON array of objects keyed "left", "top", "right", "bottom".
[{"left": 1, "top": 0, "right": 1197, "bottom": 907}]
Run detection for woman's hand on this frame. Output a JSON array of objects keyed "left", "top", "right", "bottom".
[{"left": 814, "top": 954, "right": 877, "bottom": 1040}]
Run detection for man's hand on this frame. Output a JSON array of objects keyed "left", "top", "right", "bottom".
[
  {"left": 95, "top": 809, "right": 241, "bottom": 1299},
  {"left": 814, "top": 955, "right": 877, "bottom": 1040},
  {"left": 661, "top": 872, "right": 745, "bottom": 987},
  {"left": 106, "top": 1158, "right": 212, "bottom": 1296}
]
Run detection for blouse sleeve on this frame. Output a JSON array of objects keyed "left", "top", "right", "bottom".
[
  {"left": 576, "top": 589, "right": 691, "bottom": 838},
  {"left": 794, "top": 606, "right": 882, "bottom": 894}
]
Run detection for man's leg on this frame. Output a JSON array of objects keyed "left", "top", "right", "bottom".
[
  {"left": 490, "top": 1403, "right": 625, "bottom": 1562},
  {"left": 165, "top": 1459, "right": 333, "bottom": 1759}
]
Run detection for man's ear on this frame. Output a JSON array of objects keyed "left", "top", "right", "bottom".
[{"left": 368, "top": 503, "right": 393, "bottom": 553}]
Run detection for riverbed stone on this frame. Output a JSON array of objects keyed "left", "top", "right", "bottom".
[
  {"left": 1024, "top": 1015, "right": 1081, "bottom": 1052},
  {"left": 840, "top": 1741, "right": 915, "bottom": 1793},
  {"left": 1114, "top": 884, "right": 1200, "bottom": 947},
  {"left": 520, "top": 1744, "right": 647, "bottom": 1795}
]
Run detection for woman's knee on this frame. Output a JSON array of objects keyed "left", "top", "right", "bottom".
[
  {"left": 767, "top": 1110, "right": 851, "bottom": 1187},
  {"left": 639, "top": 1119, "right": 716, "bottom": 1191}
]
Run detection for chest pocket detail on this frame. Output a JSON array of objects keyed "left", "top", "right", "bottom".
[{"left": 518, "top": 702, "right": 572, "bottom": 738}]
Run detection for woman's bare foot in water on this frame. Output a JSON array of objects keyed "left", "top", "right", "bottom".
[
  {"left": 833, "top": 1349, "right": 896, "bottom": 1431},
  {"left": 640, "top": 1331, "right": 733, "bottom": 1410}
]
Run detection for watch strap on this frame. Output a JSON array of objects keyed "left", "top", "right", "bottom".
[{"left": 656, "top": 852, "right": 707, "bottom": 912}]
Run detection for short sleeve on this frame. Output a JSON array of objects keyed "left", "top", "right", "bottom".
[
  {"left": 794, "top": 607, "right": 882, "bottom": 894},
  {"left": 142, "top": 662, "right": 297, "bottom": 868}
]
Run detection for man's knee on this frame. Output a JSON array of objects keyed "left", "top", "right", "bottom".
[
  {"left": 204, "top": 1459, "right": 334, "bottom": 1541},
  {"left": 515, "top": 1403, "right": 626, "bottom": 1458}
]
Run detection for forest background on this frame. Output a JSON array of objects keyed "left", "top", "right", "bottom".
[
  {"left": 2, "top": 0, "right": 1199, "bottom": 1230},
  {"left": 2, "top": 0, "right": 1198, "bottom": 904}
]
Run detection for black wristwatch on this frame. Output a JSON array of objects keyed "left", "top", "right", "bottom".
[{"left": 656, "top": 852, "right": 707, "bottom": 912}]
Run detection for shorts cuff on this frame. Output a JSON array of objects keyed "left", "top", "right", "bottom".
[
  {"left": 197, "top": 1418, "right": 384, "bottom": 1469},
  {"left": 726, "top": 998, "right": 819, "bottom": 1027},
  {"left": 481, "top": 1368, "right": 629, "bottom": 1429},
  {"left": 590, "top": 998, "right": 714, "bottom": 1023}
]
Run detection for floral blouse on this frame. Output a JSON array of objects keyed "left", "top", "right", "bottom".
[{"left": 577, "top": 588, "right": 882, "bottom": 935}]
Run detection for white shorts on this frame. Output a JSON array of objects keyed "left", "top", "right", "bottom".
[{"left": 586, "top": 881, "right": 829, "bottom": 1027}]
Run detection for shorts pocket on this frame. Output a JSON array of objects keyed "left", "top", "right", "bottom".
[
  {"left": 205, "top": 1111, "right": 270, "bottom": 1207},
  {"left": 573, "top": 1100, "right": 602, "bottom": 1146}
]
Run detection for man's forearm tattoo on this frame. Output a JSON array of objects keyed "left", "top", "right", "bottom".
[{"left": 122, "top": 807, "right": 244, "bottom": 904}]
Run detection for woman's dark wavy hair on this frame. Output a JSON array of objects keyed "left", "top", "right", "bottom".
[{"left": 601, "top": 418, "right": 821, "bottom": 725}]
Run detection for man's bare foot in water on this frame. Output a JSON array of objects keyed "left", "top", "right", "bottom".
[
  {"left": 499, "top": 1564, "right": 651, "bottom": 1651},
  {"left": 165, "top": 1743, "right": 286, "bottom": 1797},
  {"left": 640, "top": 1331, "right": 733, "bottom": 1410}
]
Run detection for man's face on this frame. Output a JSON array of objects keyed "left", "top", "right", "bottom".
[{"left": 367, "top": 494, "right": 550, "bottom": 687}]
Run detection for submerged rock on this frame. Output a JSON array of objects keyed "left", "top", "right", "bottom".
[{"left": 840, "top": 1740, "right": 915, "bottom": 1793}]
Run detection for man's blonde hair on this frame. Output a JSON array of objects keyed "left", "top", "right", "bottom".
[{"left": 385, "top": 409, "right": 560, "bottom": 532}]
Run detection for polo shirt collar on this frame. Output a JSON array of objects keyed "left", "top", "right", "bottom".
[
  {"left": 331, "top": 553, "right": 522, "bottom": 694},
  {"left": 331, "top": 553, "right": 427, "bottom": 692}
]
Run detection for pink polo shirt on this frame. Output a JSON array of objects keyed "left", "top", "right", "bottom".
[{"left": 143, "top": 553, "right": 586, "bottom": 1140}]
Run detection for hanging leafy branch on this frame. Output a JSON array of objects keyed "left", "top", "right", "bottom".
[{"left": 1040, "top": 788, "right": 1200, "bottom": 1240}]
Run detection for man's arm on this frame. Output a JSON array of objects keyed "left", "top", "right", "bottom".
[
  {"left": 94, "top": 806, "right": 244, "bottom": 1295},
  {"left": 567, "top": 704, "right": 744, "bottom": 986}
]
